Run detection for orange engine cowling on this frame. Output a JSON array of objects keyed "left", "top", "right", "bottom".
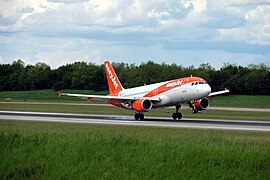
[
  {"left": 133, "top": 99, "right": 153, "bottom": 112},
  {"left": 194, "top": 98, "right": 210, "bottom": 111}
]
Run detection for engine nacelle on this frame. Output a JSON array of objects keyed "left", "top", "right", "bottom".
[
  {"left": 194, "top": 98, "right": 210, "bottom": 111},
  {"left": 133, "top": 99, "right": 153, "bottom": 112}
]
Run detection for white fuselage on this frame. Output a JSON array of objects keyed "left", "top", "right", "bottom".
[{"left": 116, "top": 79, "right": 211, "bottom": 108}]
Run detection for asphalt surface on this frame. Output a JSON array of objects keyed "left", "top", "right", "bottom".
[
  {"left": 1, "top": 111, "right": 270, "bottom": 132},
  {"left": 1, "top": 102, "right": 270, "bottom": 112}
]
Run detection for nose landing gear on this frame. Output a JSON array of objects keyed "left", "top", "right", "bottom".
[
  {"left": 134, "top": 113, "right": 144, "bottom": 120},
  {"left": 172, "top": 104, "right": 182, "bottom": 120},
  {"left": 188, "top": 101, "right": 199, "bottom": 114}
]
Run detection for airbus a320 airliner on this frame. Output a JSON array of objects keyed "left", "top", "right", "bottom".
[{"left": 58, "top": 60, "right": 229, "bottom": 120}]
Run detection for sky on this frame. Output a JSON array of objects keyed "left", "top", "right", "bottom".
[{"left": 0, "top": 0, "right": 270, "bottom": 69}]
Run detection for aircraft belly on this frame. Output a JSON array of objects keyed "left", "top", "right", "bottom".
[
  {"left": 152, "top": 95, "right": 171, "bottom": 108},
  {"left": 160, "top": 85, "right": 195, "bottom": 105},
  {"left": 153, "top": 87, "right": 186, "bottom": 107}
]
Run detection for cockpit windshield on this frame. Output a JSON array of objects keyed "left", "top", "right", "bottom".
[{"left": 191, "top": 81, "right": 208, "bottom": 86}]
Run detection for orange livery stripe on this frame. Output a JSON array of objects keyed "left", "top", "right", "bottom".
[{"left": 144, "top": 77, "right": 205, "bottom": 98}]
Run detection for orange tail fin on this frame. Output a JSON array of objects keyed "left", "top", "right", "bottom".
[{"left": 104, "top": 60, "right": 124, "bottom": 95}]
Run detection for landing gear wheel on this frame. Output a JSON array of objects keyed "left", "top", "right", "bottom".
[
  {"left": 172, "top": 113, "right": 178, "bottom": 120},
  {"left": 172, "top": 104, "right": 182, "bottom": 120},
  {"left": 134, "top": 113, "right": 140, "bottom": 120},
  {"left": 172, "top": 113, "right": 182, "bottom": 120},
  {"left": 139, "top": 113, "right": 144, "bottom": 120},
  {"left": 134, "top": 113, "right": 144, "bottom": 120},
  {"left": 177, "top": 112, "right": 182, "bottom": 120}
]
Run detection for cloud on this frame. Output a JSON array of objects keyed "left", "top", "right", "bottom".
[
  {"left": 96, "top": 43, "right": 270, "bottom": 69},
  {"left": 215, "top": 3, "right": 270, "bottom": 45},
  {"left": 0, "top": 55, "right": 3, "bottom": 63},
  {"left": 0, "top": 0, "right": 270, "bottom": 69},
  {"left": 47, "top": 0, "right": 88, "bottom": 3},
  {"left": 163, "top": 40, "right": 270, "bottom": 55},
  {"left": 35, "top": 50, "right": 102, "bottom": 68},
  {"left": 0, "top": 0, "right": 61, "bottom": 31},
  {"left": 1, "top": 1, "right": 200, "bottom": 32},
  {"left": 13, "top": 35, "right": 104, "bottom": 68}
]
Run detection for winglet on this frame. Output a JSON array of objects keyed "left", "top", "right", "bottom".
[
  {"left": 87, "top": 97, "right": 94, "bottom": 102},
  {"left": 58, "top": 91, "right": 61, "bottom": 97}
]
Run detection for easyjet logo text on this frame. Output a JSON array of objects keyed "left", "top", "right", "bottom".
[
  {"left": 106, "top": 63, "right": 118, "bottom": 89},
  {"left": 166, "top": 80, "right": 183, "bottom": 88}
]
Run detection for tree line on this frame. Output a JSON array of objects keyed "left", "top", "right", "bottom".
[{"left": 0, "top": 59, "right": 269, "bottom": 95}]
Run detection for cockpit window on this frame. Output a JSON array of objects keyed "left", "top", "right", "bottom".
[{"left": 191, "top": 81, "right": 208, "bottom": 86}]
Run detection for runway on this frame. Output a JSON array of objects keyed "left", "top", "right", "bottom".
[
  {"left": 1, "top": 102, "right": 270, "bottom": 112},
  {"left": 1, "top": 111, "right": 270, "bottom": 132}
]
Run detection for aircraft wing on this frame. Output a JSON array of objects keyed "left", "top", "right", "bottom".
[
  {"left": 58, "top": 92, "right": 161, "bottom": 102},
  {"left": 208, "top": 89, "right": 230, "bottom": 97}
]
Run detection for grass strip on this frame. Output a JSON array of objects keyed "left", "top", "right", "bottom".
[
  {"left": 0, "top": 120, "right": 270, "bottom": 179},
  {"left": 0, "top": 89, "right": 108, "bottom": 103},
  {"left": 211, "top": 95, "right": 270, "bottom": 108}
]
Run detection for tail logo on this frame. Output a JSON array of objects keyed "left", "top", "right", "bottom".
[{"left": 105, "top": 63, "right": 118, "bottom": 89}]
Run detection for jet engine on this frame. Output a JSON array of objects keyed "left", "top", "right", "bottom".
[
  {"left": 194, "top": 98, "right": 210, "bottom": 111},
  {"left": 133, "top": 99, "right": 153, "bottom": 112}
]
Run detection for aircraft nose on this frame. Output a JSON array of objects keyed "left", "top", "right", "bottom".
[
  {"left": 206, "top": 84, "right": 211, "bottom": 95},
  {"left": 201, "top": 84, "right": 211, "bottom": 96},
  {"left": 196, "top": 84, "right": 211, "bottom": 98}
]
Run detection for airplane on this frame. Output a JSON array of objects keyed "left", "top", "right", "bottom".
[{"left": 58, "top": 60, "right": 229, "bottom": 120}]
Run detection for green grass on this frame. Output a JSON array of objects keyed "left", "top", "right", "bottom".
[
  {"left": 211, "top": 95, "right": 270, "bottom": 108},
  {"left": 0, "top": 103, "right": 270, "bottom": 121},
  {"left": 0, "top": 89, "right": 108, "bottom": 103},
  {"left": 0, "top": 120, "right": 269, "bottom": 179}
]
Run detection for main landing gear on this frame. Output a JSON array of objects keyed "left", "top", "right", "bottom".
[
  {"left": 172, "top": 104, "right": 182, "bottom": 120},
  {"left": 134, "top": 113, "right": 144, "bottom": 120},
  {"left": 134, "top": 105, "right": 182, "bottom": 121}
]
